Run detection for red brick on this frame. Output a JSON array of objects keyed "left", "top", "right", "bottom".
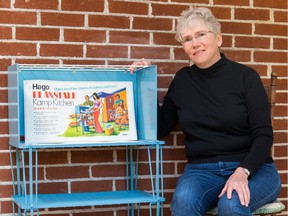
[
  {"left": 254, "top": 51, "right": 287, "bottom": 63},
  {"left": 274, "top": 145, "right": 288, "bottom": 158},
  {"left": 74, "top": 212, "right": 113, "bottom": 216},
  {"left": 255, "top": 23, "right": 287, "bottom": 36},
  {"left": 0, "top": 0, "right": 10, "bottom": 8},
  {"left": 0, "top": 105, "right": 7, "bottom": 119},
  {"left": 174, "top": 47, "right": 189, "bottom": 61},
  {"left": 275, "top": 92, "right": 288, "bottom": 104},
  {"left": 16, "top": 58, "right": 59, "bottom": 65},
  {"left": 274, "top": 158, "right": 288, "bottom": 171},
  {"left": 210, "top": 7, "right": 232, "bottom": 20},
  {"left": 274, "top": 119, "right": 288, "bottom": 131},
  {"left": 274, "top": 38, "right": 287, "bottom": 50},
  {"left": 0, "top": 10, "right": 36, "bottom": 24},
  {"left": 0, "top": 152, "right": 10, "bottom": 166},
  {"left": 158, "top": 76, "right": 173, "bottom": 89},
  {"left": 0, "top": 89, "right": 7, "bottom": 103},
  {"left": 221, "top": 22, "right": 252, "bottom": 34},
  {"left": 0, "top": 137, "right": 9, "bottom": 150},
  {"left": 235, "top": 8, "right": 270, "bottom": 21},
  {"left": 86, "top": 45, "right": 128, "bottom": 58},
  {"left": 221, "top": 35, "right": 232, "bottom": 48},
  {"left": 115, "top": 179, "right": 126, "bottom": 191},
  {"left": 0, "top": 184, "right": 14, "bottom": 198},
  {"left": 274, "top": 10, "right": 287, "bottom": 22},
  {"left": 152, "top": 3, "right": 187, "bottom": 16},
  {"left": 153, "top": 32, "right": 179, "bottom": 46},
  {"left": 0, "top": 169, "right": 13, "bottom": 181},
  {"left": 62, "top": 59, "right": 105, "bottom": 65},
  {"left": 131, "top": 46, "right": 170, "bottom": 59},
  {"left": 110, "top": 31, "right": 149, "bottom": 44},
  {"left": 271, "top": 65, "right": 288, "bottom": 77},
  {"left": 1, "top": 201, "right": 13, "bottom": 214},
  {"left": 254, "top": 0, "right": 287, "bottom": 9},
  {"left": 16, "top": 27, "right": 60, "bottom": 41},
  {"left": 171, "top": 0, "right": 209, "bottom": 4},
  {"left": 164, "top": 162, "right": 176, "bottom": 175},
  {"left": 41, "top": 13, "right": 85, "bottom": 27},
  {"left": 172, "top": 6, "right": 231, "bottom": 20},
  {"left": 0, "top": 58, "right": 11, "bottom": 71},
  {"left": 109, "top": 1, "right": 148, "bottom": 15},
  {"left": 277, "top": 79, "right": 288, "bottom": 91},
  {"left": 273, "top": 131, "right": 285, "bottom": 144},
  {"left": 40, "top": 44, "right": 83, "bottom": 57},
  {"left": 62, "top": 0, "right": 104, "bottom": 12},
  {"left": 71, "top": 180, "right": 113, "bottom": 192},
  {"left": 0, "top": 42, "right": 36, "bottom": 56},
  {"left": 133, "top": 17, "right": 172, "bottom": 31},
  {"left": 71, "top": 149, "right": 113, "bottom": 163},
  {"left": 38, "top": 151, "right": 68, "bottom": 165},
  {"left": 156, "top": 61, "right": 189, "bottom": 75},
  {"left": 91, "top": 164, "right": 126, "bottom": 177},
  {"left": 89, "top": 15, "right": 130, "bottom": 29},
  {"left": 0, "top": 26, "right": 12, "bottom": 39},
  {"left": 14, "top": 0, "right": 58, "bottom": 9},
  {"left": 38, "top": 182, "right": 68, "bottom": 194},
  {"left": 274, "top": 106, "right": 288, "bottom": 118},
  {"left": 235, "top": 36, "right": 270, "bottom": 49},
  {"left": 137, "top": 178, "right": 160, "bottom": 191},
  {"left": 163, "top": 148, "right": 186, "bottom": 161},
  {"left": 222, "top": 50, "right": 251, "bottom": 62},
  {"left": 64, "top": 29, "right": 106, "bottom": 43},
  {"left": 214, "top": 0, "right": 249, "bottom": 6},
  {"left": 46, "top": 166, "right": 89, "bottom": 179}
]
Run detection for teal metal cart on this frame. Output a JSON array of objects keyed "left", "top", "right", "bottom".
[{"left": 8, "top": 64, "right": 165, "bottom": 215}]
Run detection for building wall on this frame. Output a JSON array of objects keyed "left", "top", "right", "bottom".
[{"left": 0, "top": 0, "right": 287, "bottom": 215}]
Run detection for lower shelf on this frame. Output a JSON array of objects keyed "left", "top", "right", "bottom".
[{"left": 13, "top": 190, "right": 165, "bottom": 209}]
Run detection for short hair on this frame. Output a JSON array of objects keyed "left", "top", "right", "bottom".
[{"left": 175, "top": 7, "right": 221, "bottom": 42}]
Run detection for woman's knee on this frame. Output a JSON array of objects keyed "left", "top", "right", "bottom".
[
  {"left": 218, "top": 191, "right": 252, "bottom": 216},
  {"left": 171, "top": 183, "right": 203, "bottom": 216}
]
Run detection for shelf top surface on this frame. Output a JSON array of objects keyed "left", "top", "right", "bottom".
[
  {"left": 13, "top": 190, "right": 165, "bottom": 209},
  {"left": 10, "top": 139, "right": 165, "bottom": 149}
]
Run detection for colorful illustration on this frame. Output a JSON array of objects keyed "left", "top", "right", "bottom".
[{"left": 24, "top": 80, "right": 137, "bottom": 144}]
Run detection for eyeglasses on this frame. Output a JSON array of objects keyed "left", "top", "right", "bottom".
[{"left": 181, "top": 31, "right": 213, "bottom": 45}]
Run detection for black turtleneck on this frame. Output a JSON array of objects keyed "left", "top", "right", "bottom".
[{"left": 158, "top": 54, "right": 273, "bottom": 175}]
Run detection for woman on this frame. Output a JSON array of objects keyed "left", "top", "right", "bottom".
[
  {"left": 90, "top": 92, "right": 104, "bottom": 133},
  {"left": 130, "top": 7, "right": 281, "bottom": 216}
]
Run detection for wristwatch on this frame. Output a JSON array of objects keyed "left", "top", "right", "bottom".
[{"left": 242, "top": 168, "right": 250, "bottom": 177}]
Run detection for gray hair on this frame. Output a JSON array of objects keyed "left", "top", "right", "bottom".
[{"left": 175, "top": 7, "right": 221, "bottom": 42}]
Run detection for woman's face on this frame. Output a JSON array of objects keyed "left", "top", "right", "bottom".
[{"left": 181, "top": 20, "right": 222, "bottom": 69}]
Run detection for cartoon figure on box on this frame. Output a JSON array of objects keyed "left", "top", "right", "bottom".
[
  {"left": 89, "top": 92, "right": 104, "bottom": 133},
  {"left": 114, "top": 94, "right": 124, "bottom": 108},
  {"left": 82, "top": 95, "right": 94, "bottom": 107},
  {"left": 115, "top": 100, "right": 129, "bottom": 130}
]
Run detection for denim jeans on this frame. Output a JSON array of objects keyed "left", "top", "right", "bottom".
[{"left": 170, "top": 162, "right": 281, "bottom": 216}]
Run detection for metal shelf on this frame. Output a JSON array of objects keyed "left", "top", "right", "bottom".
[
  {"left": 13, "top": 191, "right": 165, "bottom": 209},
  {"left": 11, "top": 140, "right": 164, "bottom": 149}
]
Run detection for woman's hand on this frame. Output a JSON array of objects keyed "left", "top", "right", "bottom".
[
  {"left": 219, "top": 167, "right": 250, "bottom": 207},
  {"left": 129, "top": 58, "right": 151, "bottom": 74}
]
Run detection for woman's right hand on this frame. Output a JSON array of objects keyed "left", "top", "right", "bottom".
[{"left": 129, "top": 58, "right": 151, "bottom": 74}]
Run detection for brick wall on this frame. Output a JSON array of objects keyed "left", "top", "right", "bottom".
[{"left": 0, "top": 0, "right": 287, "bottom": 215}]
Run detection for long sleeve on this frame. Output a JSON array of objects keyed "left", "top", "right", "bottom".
[
  {"left": 157, "top": 81, "right": 179, "bottom": 138},
  {"left": 238, "top": 70, "right": 273, "bottom": 175}
]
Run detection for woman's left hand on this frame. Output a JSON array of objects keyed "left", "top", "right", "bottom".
[{"left": 219, "top": 167, "right": 250, "bottom": 207}]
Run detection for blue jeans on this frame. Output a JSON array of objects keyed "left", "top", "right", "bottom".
[{"left": 170, "top": 162, "right": 281, "bottom": 216}]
